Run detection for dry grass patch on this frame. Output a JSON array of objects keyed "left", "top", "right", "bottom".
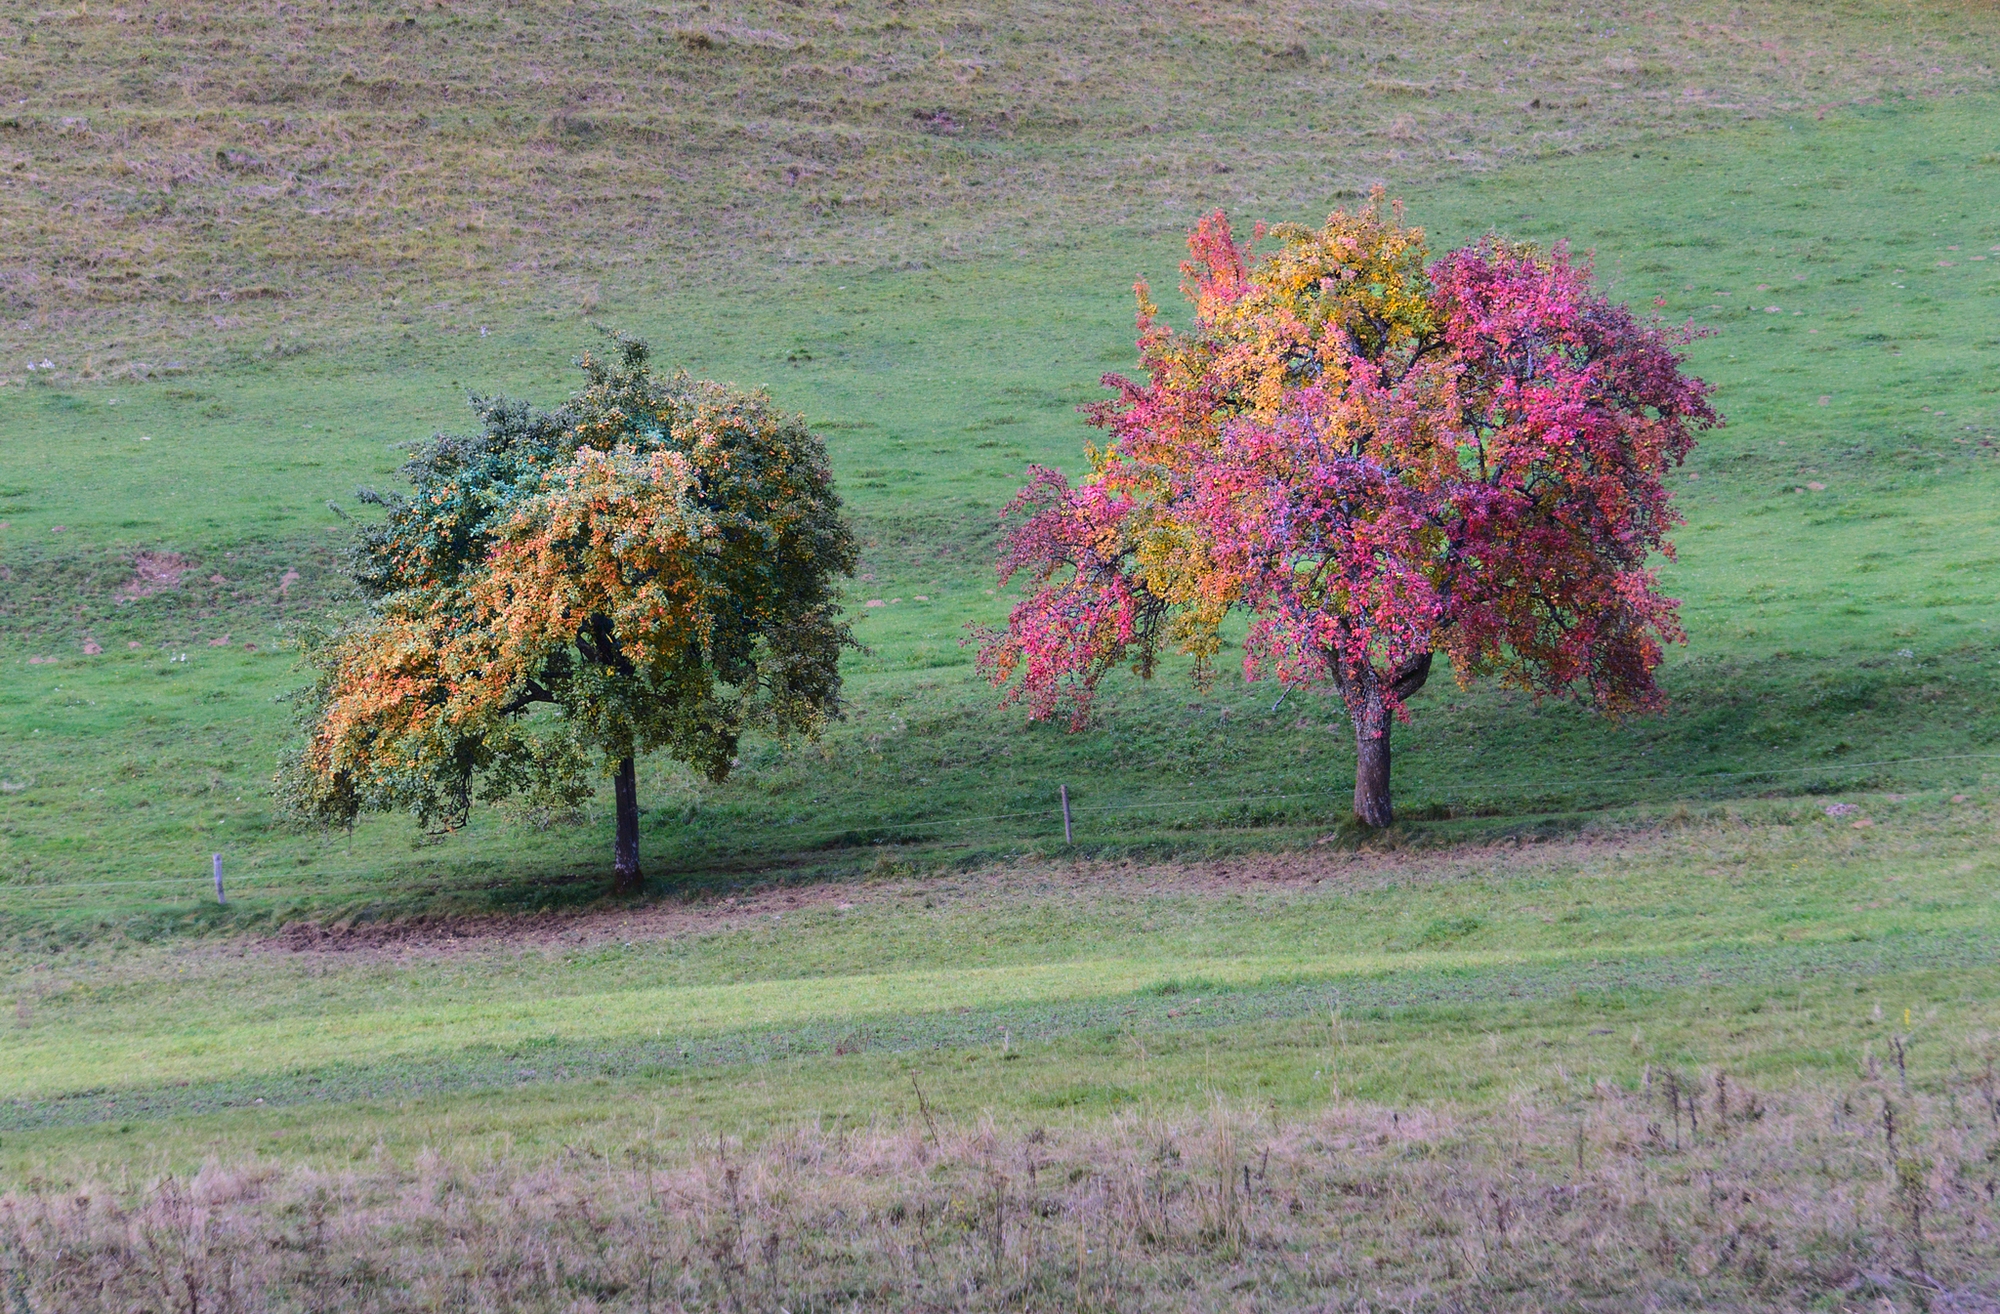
[
  {"left": 2, "top": 0, "right": 1994, "bottom": 369},
  {"left": 7, "top": 1075, "right": 2000, "bottom": 1310}
]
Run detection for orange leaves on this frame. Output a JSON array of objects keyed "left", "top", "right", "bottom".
[
  {"left": 1170, "top": 191, "right": 1432, "bottom": 435},
  {"left": 1088, "top": 192, "right": 1441, "bottom": 669},
  {"left": 286, "top": 604, "right": 506, "bottom": 835},
  {"left": 479, "top": 445, "right": 718, "bottom": 681},
  {"left": 304, "top": 617, "right": 451, "bottom": 776},
  {"left": 307, "top": 444, "right": 726, "bottom": 801},
  {"left": 279, "top": 337, "right": 858, "bottom": 838}
]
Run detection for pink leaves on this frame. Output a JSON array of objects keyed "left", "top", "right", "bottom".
[
  {"left": 976, "top": 466, "right": 1157, "bottom": 729},
  {"left": 1180, "top": 210, "right": 1250, "bottom": 314},
  {"left": 981, "top": 203, "right": 1720, "bottom": 735},
  {"left": 1186, "top": 409, "right": 1440, "bottom": 704},
  {"left": 1427, "top": 241, "right": 1718, "bottom": 712}
]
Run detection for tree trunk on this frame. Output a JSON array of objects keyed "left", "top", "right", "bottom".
[
  {"left": 1346, "top": 652, "right": 1433, "bottom": 830},
  {"left": 1352, "top": 685, "right": 1395, "bottom": 828},
  {"left": 612, "top": 755, "right": 642, "bottom": 894}
]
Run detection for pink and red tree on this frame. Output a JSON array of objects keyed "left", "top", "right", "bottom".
[{"left": 977, "top": 195, "right": 1719, "bottom": 826}]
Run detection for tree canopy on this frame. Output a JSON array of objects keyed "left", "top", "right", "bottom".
[
  {"left": 277, "top": 337, "right": 857, "bottom": 889},
  {"left": 977, "top": 195, "right": 1720, "bottom": 826}
]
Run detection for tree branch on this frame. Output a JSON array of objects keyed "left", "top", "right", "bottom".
[
  {"left": 498, "top": 678, "right": 556, "bottom": 716},
  {"left": 1388, "top": 651, "right": 1433, "bottom": 702}
]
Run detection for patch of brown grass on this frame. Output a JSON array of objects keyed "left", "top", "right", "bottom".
[
  {"left": 6, "top": 1077, "right": 1998, "bottom": 1310},
  {"left": 115, "top": 550, "right": 192, "bottom": 601},
  {"left": 1, "top": 0, "right": 1993, "bottom": 372}
]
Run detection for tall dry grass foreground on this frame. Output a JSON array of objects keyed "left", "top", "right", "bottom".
[{"left": 6, "top": 1072, "right": 1999, "bottom": 1311}]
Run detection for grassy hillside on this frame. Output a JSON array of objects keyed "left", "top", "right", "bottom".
[
  {"left": 3, "top": 4, "right": 2000, "bottom": 1304},
  {"left": 2, "top": 0, "right": 1994, "bottom": 369},
  {"left": 3, "top": 89, "right": 1998, "bottom": 933}
]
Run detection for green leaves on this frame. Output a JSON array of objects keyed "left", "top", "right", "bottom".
[{"left": 276, "top": 339, "right": 857, "bottom": 855}]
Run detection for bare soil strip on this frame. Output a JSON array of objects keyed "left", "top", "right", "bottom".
[{"left": 250, "top": 832, "right": 1671, "bottom": 960}]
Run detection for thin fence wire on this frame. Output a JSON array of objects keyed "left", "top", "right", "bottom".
[{"left": 2, "top": 749, "right": 1995, "bottom": 905}]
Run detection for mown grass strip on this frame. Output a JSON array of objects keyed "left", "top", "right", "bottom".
[{"left": 8, "top": 925, "right": 1994, "bottom": 1132}]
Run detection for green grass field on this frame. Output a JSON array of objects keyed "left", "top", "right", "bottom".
[
  {"left": 3, "top": 2, "right": 2000, "bottom": 1307},
  {"left": 5, "top": 89, "right": 1999, "bottom": 928},
  {"left": 8, "top": 797, "right": 2000, "bottom": 1136}
]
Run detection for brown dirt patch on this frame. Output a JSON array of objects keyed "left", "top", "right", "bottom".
[
  {"left": 118, "top": 551, "right": 193, "bottom": 600},
  {"left": 252, "top": 830, "right": 1632, "bottom": 963},
  {"left": 259, "top": 879, "right": 893, "bottom": 962}
]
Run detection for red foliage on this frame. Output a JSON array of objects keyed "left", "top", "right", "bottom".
[{"left": 978, "top": 197, "right": 1719, "bottom": 819}]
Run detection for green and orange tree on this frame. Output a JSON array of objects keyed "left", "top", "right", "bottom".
[{"left": 277, "top": 337, "right": 857, "bottom": 892}]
